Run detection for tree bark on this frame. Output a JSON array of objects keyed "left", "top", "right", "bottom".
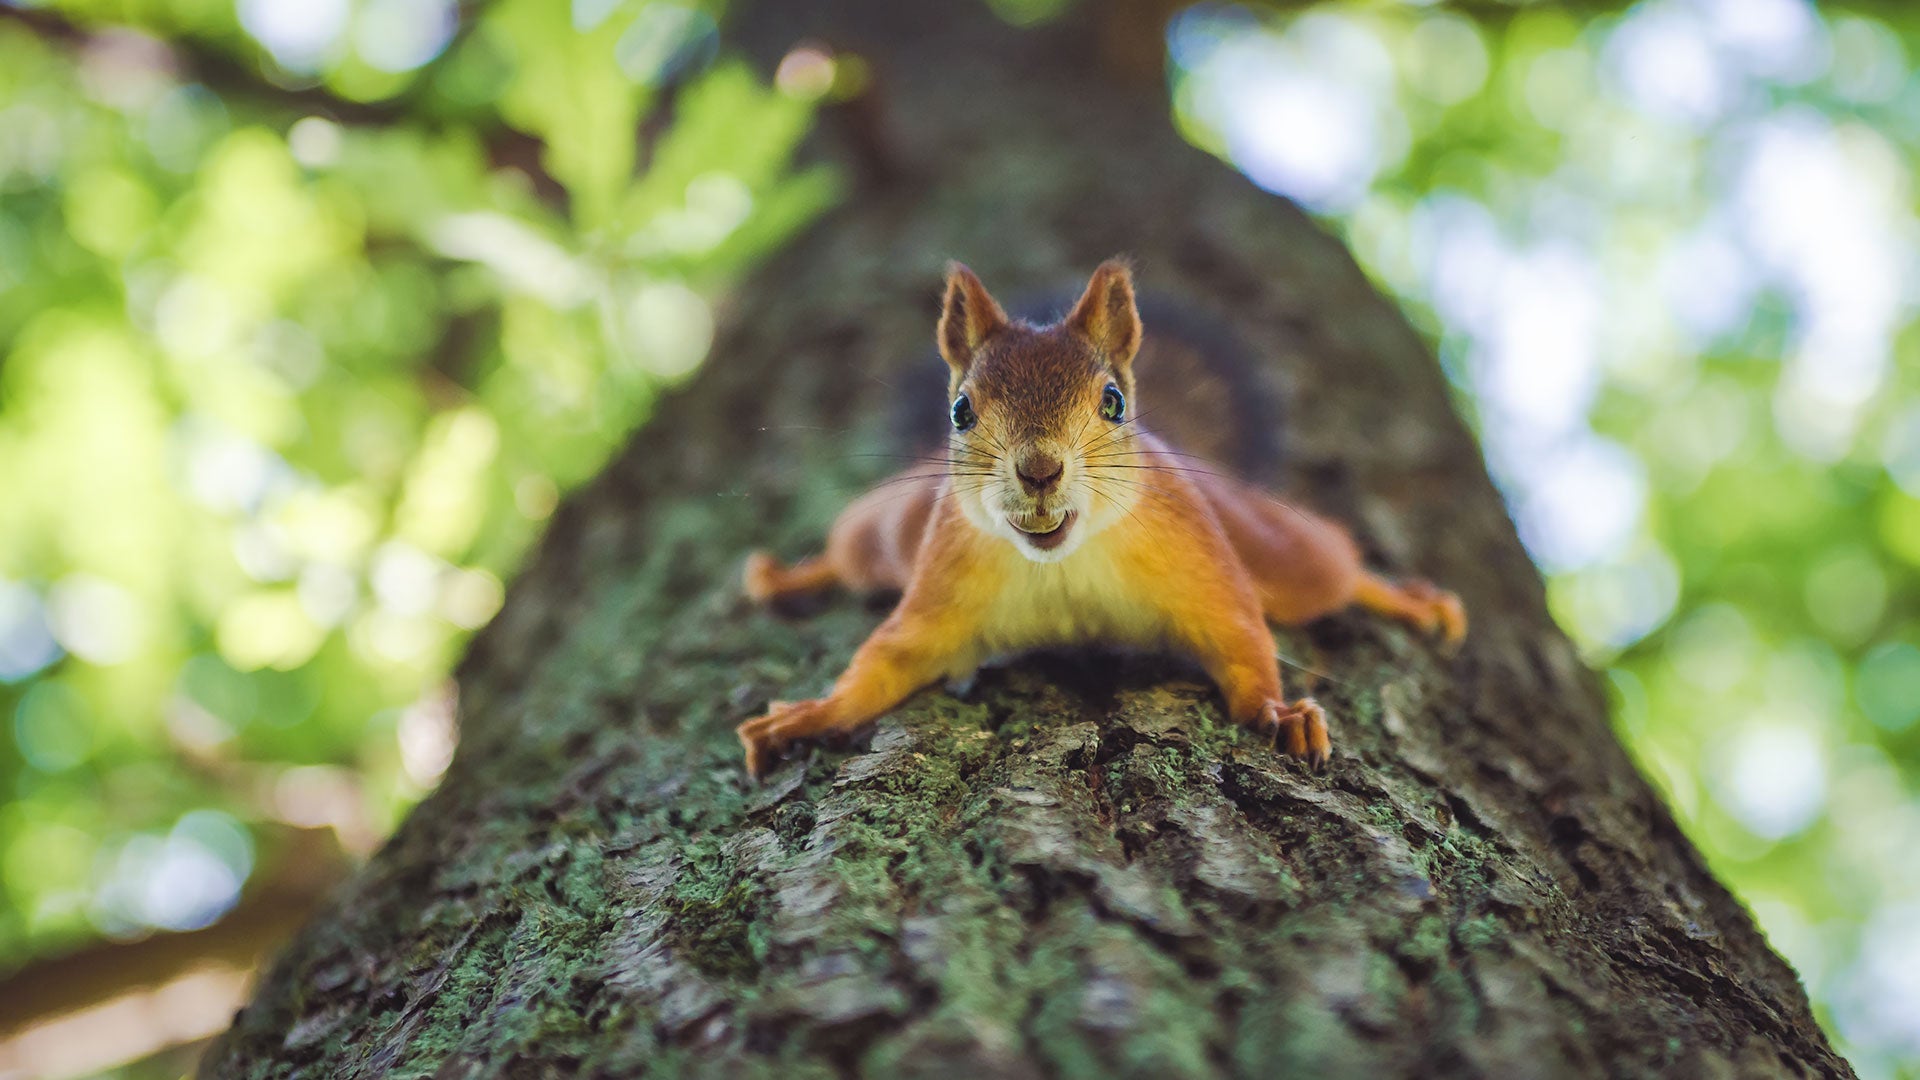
[{"left": 202, "top": 3, "right": 1851, "bottom": 1077}]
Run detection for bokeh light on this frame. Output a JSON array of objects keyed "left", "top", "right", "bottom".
[
  {"left": 1172, "top": 0, "right": 1920, "bottom": 1072},
  {"left": 0, "top": 0, "right": 835, "bottom": 1072}
]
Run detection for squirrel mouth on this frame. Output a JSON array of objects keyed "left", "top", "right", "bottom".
[{"left": 1010, "top": 511, "right": 1075, "bottom": 550}]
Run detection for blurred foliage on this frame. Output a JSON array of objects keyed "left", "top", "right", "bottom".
[
  {"left": 4, "top": 0, "right": 1919, "bottom": 1077},
  {"left": 0, "top": 0, "right": 835, "bottom": 980},
  {"left": 1170, "top": 1, "right": 1920, "bottom": 1075}
]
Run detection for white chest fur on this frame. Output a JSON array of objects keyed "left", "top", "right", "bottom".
[{"left": 972, "top": 530, "right": 1165, "bottom": 657}]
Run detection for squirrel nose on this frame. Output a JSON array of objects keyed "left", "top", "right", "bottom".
[{"left": 1016, "top": 453, "right": 1063, "bottom": 495}]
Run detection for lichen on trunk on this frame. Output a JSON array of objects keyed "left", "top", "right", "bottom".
[{"left": 201, "top": 2, "right": 1851, "bottom": 1078}]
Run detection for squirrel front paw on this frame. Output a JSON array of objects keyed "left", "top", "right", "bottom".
[
  {"left": 1252, "top": 697, "right": 1331, "bottom": 770},
  {"left": 742, "top": 551, "right": 783, "bottom": 606},
  {"left": 736, "top": 698, "right": 837, "bottom": 779}
]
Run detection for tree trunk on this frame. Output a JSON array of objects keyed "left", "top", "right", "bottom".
[{"left": 201, "top": 3, "right": 1851, "bottom": 1077}]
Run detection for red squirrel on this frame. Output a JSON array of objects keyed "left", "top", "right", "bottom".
[{"left": 738, "top": 260, "right": 1465, "bottom": 778}]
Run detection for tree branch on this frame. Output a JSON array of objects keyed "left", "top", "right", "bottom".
[{"left": 0, "top": 3, "right": 415, "bottom": 124}]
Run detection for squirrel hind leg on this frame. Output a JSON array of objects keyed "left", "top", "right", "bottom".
[
  {"left": 1352, "top": 573, "right": 1467, "bottom": 648},
  {"left": 744, "top": 551, "right": 840, "bottom": 608}
]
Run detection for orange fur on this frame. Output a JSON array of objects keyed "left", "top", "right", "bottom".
[{"left": 739, "top": 261, "right": 1465, "bottom": 777}]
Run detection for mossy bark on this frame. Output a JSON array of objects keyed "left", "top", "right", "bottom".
[{"left": 202, "top": 3, "right": 1850, "bottom": 1078}]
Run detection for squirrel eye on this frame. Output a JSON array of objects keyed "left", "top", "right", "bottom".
[
  {"left": 1100, "top": 383, "right": 1125, "bottom": 423},
  {"left": 951, "top": 394, "right": 976, "bottom": 432}
]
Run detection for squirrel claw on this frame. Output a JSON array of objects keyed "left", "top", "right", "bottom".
[
  {"left": 737, "top": 698, "right": 796, "bottom": 779},
  {"left": 1400, "top": 580, "right": 1467, "bottom": 650},
  {"left": 1425, "top": 591, "right": 1467, "bottom": 651},
  {"left": 742, "top": 551, "right": 783, "bottom": 606},
  {"left": 736, "top": 698, "right": 836, "bottom": 780},
  {"left": 1254, "top": 698, "right": 1331, "bottom": 771}
]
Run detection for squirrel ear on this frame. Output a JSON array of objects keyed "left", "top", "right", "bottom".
[
  {"left": 937, "top": 263, "right": 1009, "bottom": 376},
  {"left": 1065, "top": 258, "right": 1141, "bottom": 371}
]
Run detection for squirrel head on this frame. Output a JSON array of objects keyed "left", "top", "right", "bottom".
[{"left": 936, "top": 259, "right": 1145, "bottom": 563}]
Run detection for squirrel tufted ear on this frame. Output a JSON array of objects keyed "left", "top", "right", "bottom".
[
  {"left": 937, "top": 263, "right": 1008, "bottom": 376},
  {"left": 1065, "top": 258, "right": 1141, "bottom": 371}
]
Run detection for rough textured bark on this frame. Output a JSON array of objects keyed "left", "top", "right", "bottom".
[{"left": 202, "top": 3, "right": 1851, "bottom": 1077}]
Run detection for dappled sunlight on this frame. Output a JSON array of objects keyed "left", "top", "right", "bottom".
[
  {"left": 0, "top": 582, "right": 61, "bottom": 683},
  {"left": 0, "top": 0, "right": 835, "bottom": 1058},
  {"left": 1172, "top": 0, "right": 1920, "bottom": 1071},
  {"left": 237, "top": 0, "right": 347, "bottom": 74}
]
